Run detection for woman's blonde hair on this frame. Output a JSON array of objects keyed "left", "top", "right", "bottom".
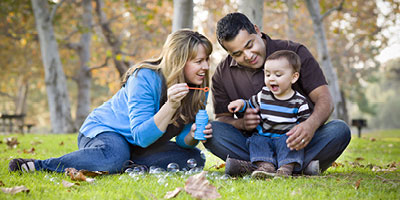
[{"left": 122, "top": 29, "right": 213, "bottom": 126}]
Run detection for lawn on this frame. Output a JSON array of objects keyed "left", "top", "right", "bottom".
[{"left": 1, "top": 129, "right": 399, "bottom": 199}]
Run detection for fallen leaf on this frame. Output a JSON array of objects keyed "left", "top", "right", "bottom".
[
  {"left": 184, "top": 171, "right": 221, "bottom": 199},
  {"left": 80, "top": 170, "right": 109, "bottom": 177},
  {"left": 355, "top": 157, "right": 364, "bottom": 161},
  {"left": 370, "top": 137, "right": 376, "bottom": 142},
  {"left": 5, "top": 137, "right": 19, "bottom": 149},
  {"left": 1, "top": 185, "right": 29, "bottom": 194},
  {"left": 23, "top": 147, "right": 35, "bottom": 154},
  {"left": 331, "top": 162, "right": 344, "bottom": 168},
  {"left": 354, "top": 179, "right": 362, "bottom": 190},
  {"left": 65, "top": 168, "right": 87, "bottom": 181},
  {"left": 62, "top": 180, "right": 80, "bottom": 188},
  {"left": 0, "top": 180, "right": 4, "bottom": 186},
  {"left": 59, "top": 141, "right": 64, "bottom": 146},
  {"left": 65, "top": 168, "right": 98, "bottom": 183},
  {"left": 164, "top": 187, "right": 183, "bottom": 199}
]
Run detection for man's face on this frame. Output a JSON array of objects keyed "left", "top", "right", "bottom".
[{"left": 221, "top": 27, "right": 267, "bottom": 69}]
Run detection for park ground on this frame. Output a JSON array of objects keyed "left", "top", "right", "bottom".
[{"left": 0, "top": 129, "right": 399, "bottom": 199}]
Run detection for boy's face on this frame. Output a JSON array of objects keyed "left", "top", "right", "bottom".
[
  {"left": 221, "top": 26, "right": 267, "bottom": 69},
  {"left": 264, "top": 58, "right": 299, "bottom": 100}
]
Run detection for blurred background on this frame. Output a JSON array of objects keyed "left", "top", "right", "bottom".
[{"left": 0, "top": 0, "right": 399, "bottom": 134}]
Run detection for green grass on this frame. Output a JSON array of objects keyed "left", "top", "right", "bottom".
[{"left": 1, "top": 130, "right": 399, "bottom": 199}]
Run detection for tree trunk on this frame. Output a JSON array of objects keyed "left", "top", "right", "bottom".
[
  {"left": 305, "top": 0, "right": 346, "bottom": 120},
  {"left": 75, "top": 0, "right": 92, "bottom": 128},
  {"left": 285, "top": 0, "right": 296, "bottom": 40},
  {"left": 31, "top": 0, "right": 76, "bottom": 133},
  {"left": 172, "top": 0, "right": 193, "bottom": 32},
  {"left": 238, "top": 0, "right": 264, "bottom": 30},
  {"left": 95, "top": 0, "right": 129, "bottom": 77}
]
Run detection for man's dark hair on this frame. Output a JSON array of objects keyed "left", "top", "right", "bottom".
[
  {"left": 216, "top": 12, "right": 257, "bottom": 48},
  {"left": 266, "top": 50, "right": 301, "bottom": 72}
]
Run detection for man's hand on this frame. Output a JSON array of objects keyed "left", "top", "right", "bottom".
[
  {"left": 242, "top": 107, "right": 260, "bottom": 131},
  {"left": 286, "top": 121, "right": 317, "bottom": 151}
]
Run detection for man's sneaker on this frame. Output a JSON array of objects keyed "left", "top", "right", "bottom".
[
  {"left": 303, "top": 160, "right": 320, "bottom": 175},
  {"left": 9, "top": 158, "right": 36, "bottom": 173},
  {"left": 225, "top": 156, "right": 256, "bottom": 177},
  {"left": 251, "top": 162, "right": 276, "bottom": 179}
]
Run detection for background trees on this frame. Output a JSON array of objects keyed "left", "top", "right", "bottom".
[{"left": 1, "top": 0, "right": 399, "bottom": 133}]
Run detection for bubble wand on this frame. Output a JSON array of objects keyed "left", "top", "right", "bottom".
[{"left": 186, "top": 86, "right": 209, "bottom": 92}]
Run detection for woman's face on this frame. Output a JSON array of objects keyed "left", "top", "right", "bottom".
[{"left": 184, "top": 44, "right": 210, "bottom": 85}]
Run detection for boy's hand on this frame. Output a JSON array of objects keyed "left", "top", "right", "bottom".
[{"left": 228, "top": 100, "right": 244, "bottom": 113}]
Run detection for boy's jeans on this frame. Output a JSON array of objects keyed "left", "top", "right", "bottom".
[
  {"left": 248, "top": 134, "right": 304, "bottom": 171},
  {"left": 35, "top": 132, "right": 204, "bottom": 174},
  {"left": 205, "top": 119, "right": 351, "bottom": 172}
]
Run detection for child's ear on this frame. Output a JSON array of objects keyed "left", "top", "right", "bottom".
[{"left": 291, "top": 72, "right": 300, "bottom": 84}]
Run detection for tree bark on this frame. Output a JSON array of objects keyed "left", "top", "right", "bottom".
[
  {"left": 305, "top": 0, "right": 346, "bottom": 120},
  {"left": 74, "top": 0, "right": 92, "bottom": 128},
  {"left": 95, "top": 0, "right": 129, "bottom": 77},
  {"left": 172, "top": 0, "right": 193, "bottom": 32},
  {"left": 31, "top": 0, "right": 76, "bottom": 133},
  {"left": 238, "top": 0, "right": 264, "bottom": 30},
  {"left": 285, "top": 0, "right": 296, "bottom": 40}
]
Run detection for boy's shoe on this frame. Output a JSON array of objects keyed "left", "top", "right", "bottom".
[
  {"left": 225, "top": 156, "right": 256, "bottom": 177},
  {"left": 9, "top": 158, "right": 36, "bottom": 173},
  {"left": 276, "top": 164, "right": 294, "bottom": 177},
  {"left": 251, "top": 162, "right": 276, "bottom": 179},
  {"left": 303, "top": 160, "right": 320, "bottom": 175}
]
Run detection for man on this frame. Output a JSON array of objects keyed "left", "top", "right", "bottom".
[{"left": 204, "top": 12, "right": 351, "bottom": 176}]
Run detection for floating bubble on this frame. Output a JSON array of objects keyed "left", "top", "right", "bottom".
[
  {"left": 167, "top": 163, "right": 180, "bottom": 173},
  {"left": 150, "top": 167, "right": 165, "bottom": 174},
  {"left": 125, "top": 168, "right": 133, "bottom": 173},
  {"left": 200, "top": 150, "right": 206, "bottom": 160},
  {"left": 219, "top": 174, "right": 231, "bottom": 180},
  {"left": 187, "top": 158, "right": 197, "bottom": 169}
]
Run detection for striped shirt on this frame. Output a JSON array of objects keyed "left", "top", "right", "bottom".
[{"left": 243, "top": 86, "right": 311, "bottom": 137}]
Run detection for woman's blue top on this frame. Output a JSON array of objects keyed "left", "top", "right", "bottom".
[{"left": 79, "top": 68, "right": 201, "bottom": 149}]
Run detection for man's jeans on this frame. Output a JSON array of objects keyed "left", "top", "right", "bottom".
[
  {"left": 248, "top": 134, "right": 304, "bottom": 171},
  {"left": 204, "top": 119, "right": 351, "bottom": 172},
  {"left": 35, "top": 132, "right": 204, "bottom": 174}
]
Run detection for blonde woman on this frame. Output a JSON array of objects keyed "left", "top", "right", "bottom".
[{"left": 9, "top": 30, "right": 213, "bottom": 174}]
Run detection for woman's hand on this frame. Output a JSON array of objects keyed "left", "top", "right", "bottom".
[
  {"left": 190, "top": 123, "right": 213, "bottom": 143},
  {"left": 166, "top": 83, "right": 189, "bottom": 109}
]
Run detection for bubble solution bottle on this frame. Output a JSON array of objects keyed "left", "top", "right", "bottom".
[{"left": 194, "top": 109, "right": 208, "bottom": 141}]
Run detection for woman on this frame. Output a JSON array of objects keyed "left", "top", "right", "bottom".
[{"left": 9, "top": 30, "right": 213, "bottom": 174}]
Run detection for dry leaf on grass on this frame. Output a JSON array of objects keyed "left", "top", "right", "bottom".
[
  {"left": 80, "top": 169, "right": 109, "bottom": 177},
  {"left": 65, "top": 168, "right": 97, "bottom": 183},
  {"left": 354, "top": 179, "right": 362, "bottom": 190},
  {"left": 0, "top": 180, "right": 4, "bottom": 186},
  {"left": 23, "top": 147, "right": 35, "bottom": 154},
  {"left": 62, "top": 180, "right": 80, "bottom": 188},
  {"left": 209, "top": 163, "right": 226, "bottom": 170},
  {"left": 164, "top": 187, "right": 183, "bottom": 199},
  {"left": 59, "top": 141, "right": 64, "bottom": 146},
  {"left": 5, "top": 137, "right": 19, "bottom": 149},
  {"left": 1, "top": 185, "right": 30, "bottom": 194},
  {"left": 184, "top": 171, "right": 221, "bottom": 199}
]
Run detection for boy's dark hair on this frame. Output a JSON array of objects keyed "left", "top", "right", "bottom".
[
  {"left": 216, "top": 12, "right": 256, "bottom": 49},
  {"left": 266, "top": 50, "right": 301, "bottom": 72}
]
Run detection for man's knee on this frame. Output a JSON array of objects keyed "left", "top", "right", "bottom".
[{"left": 329, "top": 119, "right": 351, "bottom": 145}]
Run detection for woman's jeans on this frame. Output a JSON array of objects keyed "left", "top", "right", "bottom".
[
  {"left": 204, "top": 119, "right": 351, "bottom": 172},
  {"left": 248, "top": 134, "right": 304, "bottom": 171},
  {"left": 34, "top": 132, "right": 204, "bottom": 174}
]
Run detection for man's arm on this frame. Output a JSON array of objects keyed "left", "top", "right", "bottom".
[{"left": 286, "top": 85, "right": 333, "bottom": 150}]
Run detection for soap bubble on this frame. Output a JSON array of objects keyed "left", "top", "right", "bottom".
[
  {"left": 187, "top": 158, "right": 197, "bottom": 169},
  {"left": 150, "top": 167, "right": 165, "bottom": 174},
  {"left": 125, "top": 168, "right": 133, "bottom": 173},
  {"left": 219, "top": 174, "right": 231, "bottom": 180},
  {"left": 200, "top": 150, "right": 206, "bottom": 160},
  {"left": 167, "top": 163, "right": 180, "bottom": 173}
]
